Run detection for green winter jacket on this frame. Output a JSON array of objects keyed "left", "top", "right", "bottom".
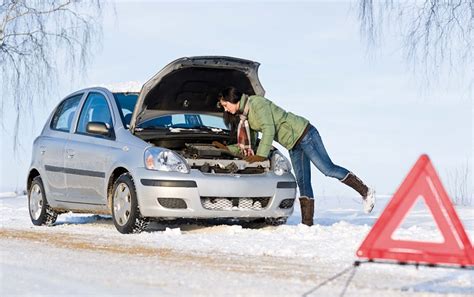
[{"left": 228, "top": 95, "right": 309, "bottom": 157}]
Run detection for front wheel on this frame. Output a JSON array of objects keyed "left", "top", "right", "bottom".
[
  {"left": 28, "top": 176, "right": 58, "bottom": 226},
  {"left": 112, "top": 173, "right": 148, "bottom": 234}
]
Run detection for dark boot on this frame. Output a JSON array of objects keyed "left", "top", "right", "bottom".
[
  {"left": 299, "top": 196, "right": 314, "bottom": 226},
  {"left": 341, "top": 172, "right": 368, "bottom": 197},
  {"left": 341, "top": 172, "right": 376, "bottom": 213}
]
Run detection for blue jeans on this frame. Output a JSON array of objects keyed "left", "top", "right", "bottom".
[{"left": 289, "top": 125, "right": 350, "bottom": 198}]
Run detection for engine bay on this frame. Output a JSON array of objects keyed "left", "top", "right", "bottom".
[
  {"left": 182, "top": 143, "right": 237, "bottom": 160},
  {"left": 180, "top": 143, "right": 270, "bottom": 174}
]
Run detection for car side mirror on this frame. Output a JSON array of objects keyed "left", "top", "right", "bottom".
[{"left": 86, "top": 122, "right": 111, "bottom": 136}]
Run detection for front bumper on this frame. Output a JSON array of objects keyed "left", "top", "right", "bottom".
[{"left": 132, "top": 168, "right": 297, "bottom": 219}]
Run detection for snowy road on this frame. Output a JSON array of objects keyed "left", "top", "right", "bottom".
[{"left": 1, "top": 194, "right": 473, "bottom": 296}]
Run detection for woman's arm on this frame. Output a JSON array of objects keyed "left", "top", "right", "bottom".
[
  {"left": 226, "top": 144, "right": 241, "bottom": 155},
  {"left": 253, "top": 100, "right": 275, "bottom": 157}
]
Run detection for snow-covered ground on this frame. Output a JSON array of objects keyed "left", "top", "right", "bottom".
[{"left": 1, "top": 193, "right": 473, "bottom": 296}]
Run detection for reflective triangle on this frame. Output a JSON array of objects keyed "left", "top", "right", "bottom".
[
  {"left": 391, "top": 196, "right": 444, "bottom": 243},
  {"left": 357, "top": 154, "right": 474, "bottom": 266}
]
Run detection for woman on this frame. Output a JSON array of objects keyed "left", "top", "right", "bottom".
[{"left": 215, "top": 87, "right": 375, "bottom": 226}]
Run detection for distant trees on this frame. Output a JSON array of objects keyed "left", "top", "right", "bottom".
[
  {"left": 358, "top": 0, "right": 473, "bottom": 84},
  {"left": 446, "top": 160, "right": 473, "bottom": 206},
  {"left": 0, "top": 0, "right": 104, "bottom": 148}
]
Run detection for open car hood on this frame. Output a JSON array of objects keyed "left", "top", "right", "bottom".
[{"left": 129, "top": 56, "right": 265, "bottom": 132}]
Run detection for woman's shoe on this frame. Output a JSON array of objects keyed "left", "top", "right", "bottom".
[
  {"left": 363, "top": 187, "right": 376, "bottom": 213},
  {"left": 341, "top": 172, "right": 376, "bottom": 213}
]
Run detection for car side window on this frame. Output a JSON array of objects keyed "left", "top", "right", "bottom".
[
  {"left": 76, "top": 92, "right": 113, "bottom": 136},
  {"left": 50, "top": 94, "right": 83, "bottom": 132}
]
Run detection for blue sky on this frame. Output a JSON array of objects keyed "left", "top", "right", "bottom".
[{"left": 1, "top": 1, "right": 472, "bottom": 199}]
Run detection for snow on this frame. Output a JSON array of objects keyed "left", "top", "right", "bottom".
[
  {"left": 0, "top": 192, "right": 17, "bottom": 198},
  {"left": 1, "top": 193, "right": 473, "bottom": 296},
  {"left": 96, "top": 81, "right": 143, "bottom": 93}
]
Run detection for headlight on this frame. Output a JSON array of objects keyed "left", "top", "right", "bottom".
[
  {"left": 144, "top": 147, "right": 190, "bottom": 174},
  {"left": 272, "top": 151, "right": 291, "bottom": 176}
]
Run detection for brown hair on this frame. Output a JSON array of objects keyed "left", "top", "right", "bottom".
[
  {"left": 218, "top": 87, "right": 242, "bottom": 143},
  {"left": 218, "top": 86, "right": 242, "bottom": 104}
]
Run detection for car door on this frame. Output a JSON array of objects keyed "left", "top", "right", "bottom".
[
  {"left": 41, "top": 94, "right": 83, "bottom": 203},
  {"left": 64, "top": 91, "right": 116, "bottom": 207}
]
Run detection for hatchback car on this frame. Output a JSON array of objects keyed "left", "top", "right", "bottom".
[{"left": 28, "top": 56, "right": 297, "bottom": 233}]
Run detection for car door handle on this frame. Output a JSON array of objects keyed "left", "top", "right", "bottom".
[
  {"left": 66, "top": 149, "right": 75, "bottom": 158},
  {"left": 39, "top": 146, "right": 46, "bottom": 155}
]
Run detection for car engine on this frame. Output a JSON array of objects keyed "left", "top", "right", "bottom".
[{"left": 180, "top": 143, "right": 270, "bottom": 174}]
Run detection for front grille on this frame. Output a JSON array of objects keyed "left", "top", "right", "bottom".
[
  {"left": 279, "top": 199, "right": 295, "bottom": 209},
  {"left": 201, "top": 197, "right": 270, "bottom": 211},
  {"left": 158, "top": 198, "right": 187, "bottom": 209}
]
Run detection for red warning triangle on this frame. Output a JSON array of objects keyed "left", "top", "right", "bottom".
[{"left": 357, "top": 154, "right": 474, "bottom": 266}]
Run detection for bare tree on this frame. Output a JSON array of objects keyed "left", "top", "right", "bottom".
[
  {"left": 0, "top": 0, "right": 104, "bottom": 149},
  {"left": 446, "top": 160, "right": 473, "bottom": 205},
  {"left": 358, "top": 0, "right": 473, "bottom": 86}
]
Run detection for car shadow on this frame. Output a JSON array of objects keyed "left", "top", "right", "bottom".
[
  {"left": 55, "top": 214, "right": 113, "bottom": 226},
  {"left": 146, "top": 218, "right": 273, "bottom": 232},
  {"left": 55, "top": 215, "right": 274, "bottom": 231}
]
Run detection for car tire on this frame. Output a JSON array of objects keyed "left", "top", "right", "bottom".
[
  {"left": 28, "top": 176, "right": 58, "bottom": 226},
  {"left": 112, "top": 173, "right": 149, "bottom": 234}
]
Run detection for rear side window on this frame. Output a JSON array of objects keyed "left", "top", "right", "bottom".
[{"left": 50, "top": 94, "right": 83, "bottom": 132}]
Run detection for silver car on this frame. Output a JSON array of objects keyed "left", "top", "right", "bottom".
[{"left": 28, "top": 56, "right": 297, "bottom": 233}]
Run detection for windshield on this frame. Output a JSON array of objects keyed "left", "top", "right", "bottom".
[
  {"left": 138, "top": 113, "right": 227, "bottom": 130},
  {"left": 113, "top": 93, "right": 139, "bottom": 127}
]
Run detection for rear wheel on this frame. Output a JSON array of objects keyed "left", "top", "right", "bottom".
[
  {"left": 112, "top": 173, "right": 148, "bottom": 234},
  {"left": 28, "top": 176, "right": 58, "bottom": 226}
]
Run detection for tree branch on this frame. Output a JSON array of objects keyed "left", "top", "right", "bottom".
[{"left": 0, "top": 0, "right": 105, "bottom": 151}]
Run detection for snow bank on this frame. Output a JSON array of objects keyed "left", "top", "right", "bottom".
[
  {"left": 1, "top": 194, "right": 473, "bottom": 296},
  {"left": 0, "top": 192, "right": 17, "bottom": 198}
]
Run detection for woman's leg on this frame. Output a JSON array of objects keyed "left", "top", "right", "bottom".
[
  {"left": 297, "top": 125, "right": 376, "bottom": 212},
  {"left": 289, "top": 145, "right": 314, "bottom": 226},
  {"left": 298, "top": 125, "right": 349, "bottom": 180},
  {"left": 289, "top": 145, "right": 313, "bottom": 198}
]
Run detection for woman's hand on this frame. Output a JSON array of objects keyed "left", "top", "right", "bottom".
[
  {"left": 212, "top": 141, "right": 229, "bottom": 151},
  {"left": 244, "top": 155, "right": 267, "bottom": 163}
]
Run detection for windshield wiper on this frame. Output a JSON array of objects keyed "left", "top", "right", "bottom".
[
  {"left": 137, "top": 125, "right": 229, "bottom": 133},
  {"left": 187, "top": 125, "right": 228, "bottom": 132},
  {"left": 136, "top": 125, "right": 169, "bottom": 131}
]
